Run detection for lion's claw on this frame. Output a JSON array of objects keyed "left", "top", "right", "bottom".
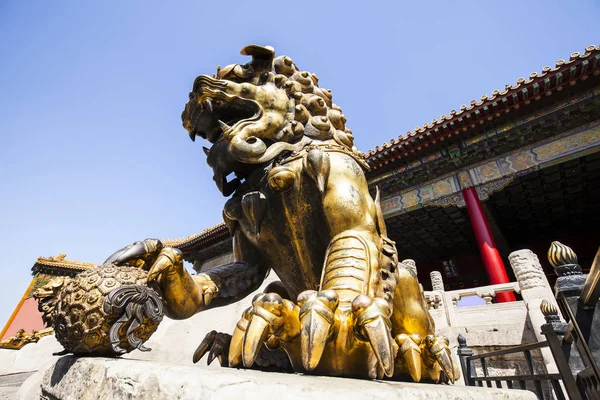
[
  {"left": 193, "top": 330, "right": 231, "bottom": 366},
  {"left": 396, "top": 333, "right": 422, "bottom": 382},
  {"left": 203, "top": 289, "right": 459, "bottom": 383},
  {"left": 228, "top": 307, "right": 251, "bottom": 366},
  {"left": 240, "top": 293, "right": 300, "bottom": 368},
  {"left": 352, "top": 295, "right": 395, "bottom": 377},
  {"left": 425, "top": 335, "right": 459, "bottom": 383},
  {"left": 297, "top": 290, "right": 338, "bottom": 371},
  {"left": 243, "top": 293, "right": 284, "bottom": 366}
]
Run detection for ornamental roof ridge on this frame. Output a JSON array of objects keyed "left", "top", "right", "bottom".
[
  {"left": 364, "top": 45, "right": 600, "bottom": 168},
  {"left": 34, "top": 254, "right": 98, "bottom": 271},
  {"left": 162, "top": 222, "right": 228, "bottom": 250}
]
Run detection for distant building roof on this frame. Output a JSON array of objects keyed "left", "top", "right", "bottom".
[
  {"left": 162, "top": 223, "right": 230, "bottom": 251},
  {"left": 364, "top": 45, "right": 600, "bottom": 170},
  {"left": 163, "top": 223, "right": 231, "bottom": 266},
  {"left": 32, "top": 253, "right": 97, "bottom": 277}
]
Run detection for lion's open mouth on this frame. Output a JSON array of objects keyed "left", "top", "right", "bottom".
[
  {"left": 185, "top": 90, "right": 259, "bottom": 145},
  {"left": 182, "top": 78, "right": 264, "bottom": 196}
]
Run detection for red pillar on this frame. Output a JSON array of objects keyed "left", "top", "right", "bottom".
[{"left": 462, "top": 187, "right": 515, "bottom": 303}]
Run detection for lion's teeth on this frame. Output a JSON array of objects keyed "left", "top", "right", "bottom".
[
  {"left": 203, "top": 146, "right": 210, "bottom": 156},
  {"left": 203, "top": 99, "right": 213, "bottom": 113},
  {"left": 218, "top": 120, "right": 231, "bottom": 132}
]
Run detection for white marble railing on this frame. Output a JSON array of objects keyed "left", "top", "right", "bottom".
[
  {"left": 423, "top": 282, "right": 525, "bottom": 331},
  {"left": 425, "top": 281, "right": 521, "bottom": 309},
  {"left": 419, "top": 249, "right": 561, "bottom": 377}
]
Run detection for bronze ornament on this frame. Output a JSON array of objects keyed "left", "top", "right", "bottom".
[
  {"left": 42, "top": 45, "right": 459, "bottom": 383},
  {"left": 183, "top": 45, "right": 457, "bottom": 382},
  {"left": 45, "top": 264, "right": 164, "bottom": 355}
]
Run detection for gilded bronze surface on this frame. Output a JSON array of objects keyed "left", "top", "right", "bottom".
[
  {"left": 149, "top": 45, "right": 456, "bottom": 382},
  {"left": 42, "top": 264, "right": 164, "bottom": 355},
  {"left": 34, "top": 276, "right": 69, "bottom": 328},
  {"left": 46, "top": 45, "right": 459, "bottom": 382}
]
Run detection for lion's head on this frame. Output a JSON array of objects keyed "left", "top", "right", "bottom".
[{"left": 182, "top": 45, "right": 356, "bottom": 196}]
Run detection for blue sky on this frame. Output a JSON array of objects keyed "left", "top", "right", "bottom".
[{"left": 0, "top": 1, "right": 598, "bottom": 327}]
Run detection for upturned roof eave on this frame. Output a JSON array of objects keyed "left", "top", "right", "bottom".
[{"left": 364, "top": 45, "right": 600, "bottom": 170}]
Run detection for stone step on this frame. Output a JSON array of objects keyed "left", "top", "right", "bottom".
[
  {"left": 40, "top": 356, "right": 537, "bottom": 400},
  {"left": 0, "top": 372, "right": 35, "bottom": 400}
]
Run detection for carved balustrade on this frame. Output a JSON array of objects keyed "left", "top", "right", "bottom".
[{"left": 423, "top": 282, "right": 524, "bottom": 333}]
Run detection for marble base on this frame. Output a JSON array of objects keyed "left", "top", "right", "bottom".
[{"left": 39, "top": 356, "right": 537, "bottom": 400}]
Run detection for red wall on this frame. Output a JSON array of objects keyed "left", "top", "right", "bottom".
[{"left": 1, "top": 287, "right": 46, "bottom": 340}]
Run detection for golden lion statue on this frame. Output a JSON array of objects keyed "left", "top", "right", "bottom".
[{"left": 54, "top": 45, "right": 459, "bottom": 383}]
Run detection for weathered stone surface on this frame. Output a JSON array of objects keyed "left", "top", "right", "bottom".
[
  {"left": 15, "top": 371, "right": 42, "bottom": 400},
  {"left": 509, "top": 250, "right": 547, "bottom": 291},
  {"left": 0, "top": 372, "right": 34, "bottom": 400},
  {"left": 40, "top": 357, "right": 537, "bottom": 400},
  {"left": 401, "top": 259, "right": 417, "bottom": 276},
  {"left": 0, "top": 336, "right": 63, "bottom": 375},
  {"left": 430, "top": 271, "right": 445, "bottom": 292}
]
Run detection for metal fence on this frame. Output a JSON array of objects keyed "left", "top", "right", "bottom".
[
  {"left": 459, "top": 243, "right": 600, "bottom": 400},
  {"left": 457, "top": 335, "right": 574, "bottom": 399}
]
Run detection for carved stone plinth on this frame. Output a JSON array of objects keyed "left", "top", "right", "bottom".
[
  {"left": 38, "top": 356, "right": 537, "bottom": 400},
  {"left": 430, "top": 271, "right": 445, "bottom": 292}
]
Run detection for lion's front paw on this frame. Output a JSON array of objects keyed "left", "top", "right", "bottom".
[
  {"left": 424, "top": 335, "right": 460, "bottom": 383},
  {"left": 393, "top": 333, "right": 460, "bottom": 383},
  {"left": 146, "top": 247, "right": 184, "bottom": 283},
  {"left": 204, "top": 289, "right": 460, "bottom": 382},
  {"left": 233, "top": 293, "right": 300, "bottom": 368},
  {"left": 350, "top": 294, "right": 395, "bottom": 377},
  {"left": 223, "top": 291, "right": 396, "bottom": 379}
]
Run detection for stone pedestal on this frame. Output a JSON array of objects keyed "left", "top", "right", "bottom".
[
  {"left": 508, "top": 249, "right": 560, "bottom": 375},
  {"left": 38, "top": 356, "right": 537, "bottom": 400}
]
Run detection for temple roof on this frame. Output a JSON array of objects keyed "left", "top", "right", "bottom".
[
  {"left": 162, "top": 223, "right": 229, "bottom": 251},
  {"left": 163, "top": 223, "right": 231, "bottom": 266},
  {"left": 32, "top": 253, "right": 97, "bottom": 277},
  {"left": 364, "top": 45, "right": 600, "bottom": 170}
]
